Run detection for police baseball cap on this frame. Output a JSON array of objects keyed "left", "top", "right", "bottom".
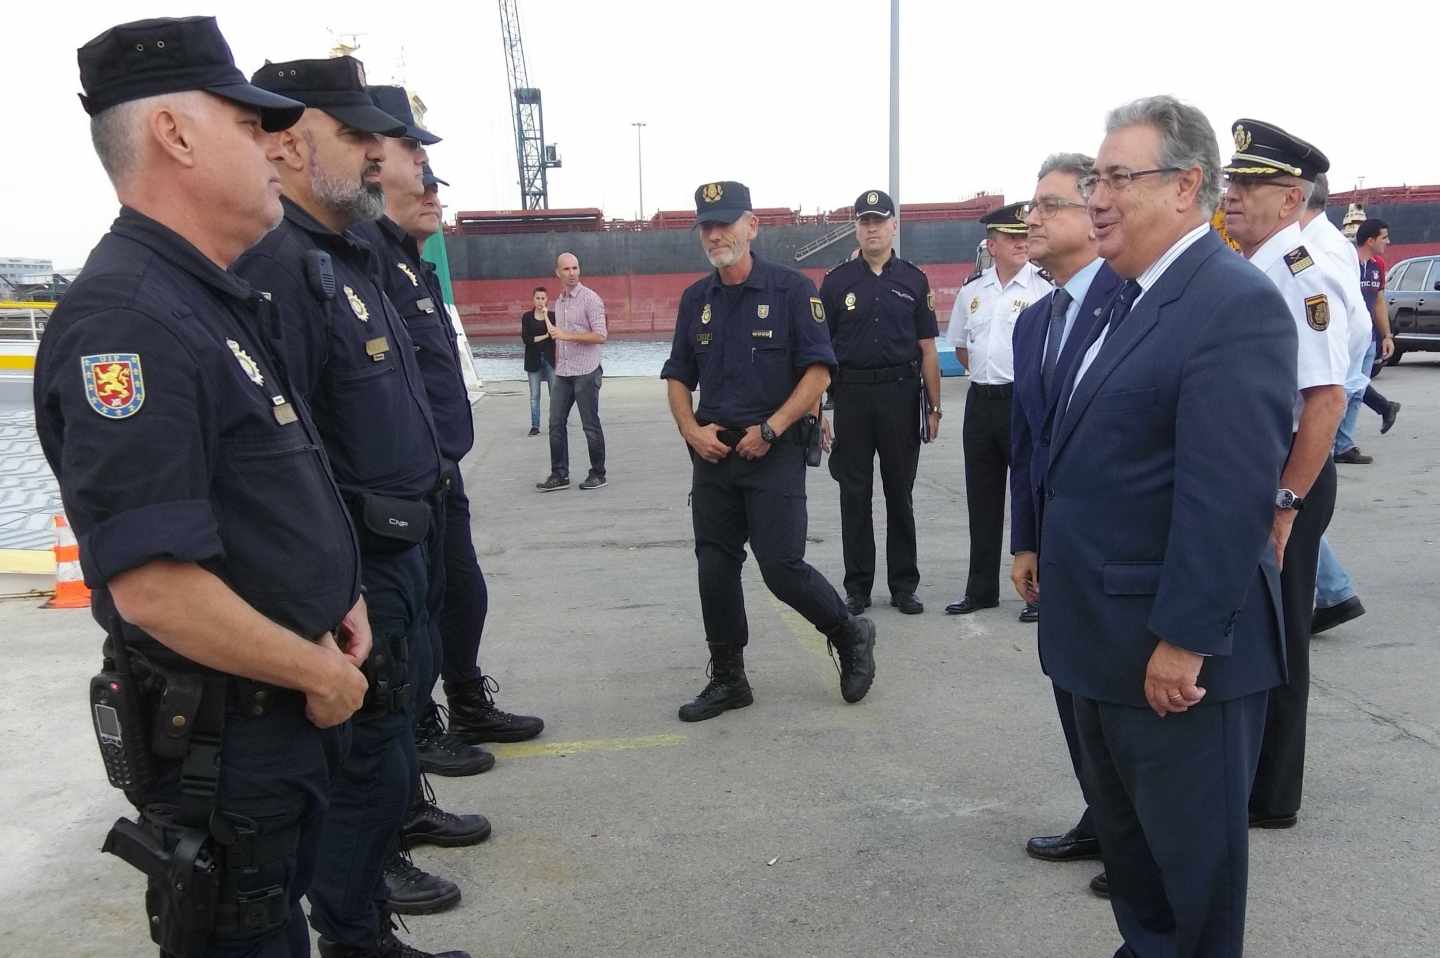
[
  {"left": 77, "top": 16, "right": 305, "bottom": 132},
  {"left": 854, "top": 189, "right": 895, "bottom": 218},
  {"left": 980, "top": 201, "right": 1029, "bottom": 235},
  {"left": 422, "top": 163, "right": 448, "bottom": 189},
  {"left": 1224, "top": 119, "right": 1329, "bottom": 181},
  {"left": 368, "top": 85, "right": 441, "bottom": 144},
  {"left": 251, "top": 57, "right": 406, "bottom": 136},
  {"left": 694, "top": 181, "right": 752, "bottom": 225}
]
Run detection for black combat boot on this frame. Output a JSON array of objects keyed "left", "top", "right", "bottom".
[
  {"left": 445, "top": 674, "right": 545, "bottom": 743},
  {"left": 318, "top": 912, "right": 472, "bottom": 958},
  {"left": 382, "top": 848, "right": 461, "bottom": 915},
  {"left": 826, "top": 615, "right": 877, "bottom": 703},
  {"left": 416, "top": 702, "right": 495, "bottom": 777},
  {"left": 402, "top": 773, "right": 492, "bottom": 849},
  {"left": 678, "top": 643, "right": 753, "bottom": 722}
]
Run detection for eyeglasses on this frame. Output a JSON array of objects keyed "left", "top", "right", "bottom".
[
  {"left": 1021, "top": 197, "right": 1088, "bottom": 220},
  {"left": 1222, "top": 175, "right": 1295, "bottom": 193},
  {"left": 1077, "top": 168, "right": 1182, "bottom": 200}
]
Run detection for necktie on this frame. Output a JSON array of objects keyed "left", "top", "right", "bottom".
[
  {"left": 1104, "top": 280, "right": 1143, "bottom": 340},
  {"left": 1041, "top": 289, "right": 1072, "bottom": 402}
]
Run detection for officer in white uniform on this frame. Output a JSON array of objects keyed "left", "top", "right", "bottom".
[
  {"left": 1221, "top": 118, "right": 1348, "bottom": 829},
  {"left": 945, "top": 202, "right": 1053, "bottom": 615}
]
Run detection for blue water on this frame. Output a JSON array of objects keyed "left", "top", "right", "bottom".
[{"left": 470, "top": 334, "right": 961, "bottom": 381}]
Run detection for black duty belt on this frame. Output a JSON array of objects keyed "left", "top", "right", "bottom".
[
  {"left": 835, "top": 362, "right": 918, "bottom": 384},
  {"left": 970, "top": 382, "right": 1014, "bottom": 399},
  {"left": 699, "top": 422, "right": 806, "bottom": 448}
]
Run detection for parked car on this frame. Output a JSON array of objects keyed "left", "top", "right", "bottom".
[{"left": 1384, "top": 255, "right": 1440, "bottom": 364}]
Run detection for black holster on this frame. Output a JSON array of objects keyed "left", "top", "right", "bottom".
[{"left": 361, "top": 628, "right": 413, "bottom": 715}]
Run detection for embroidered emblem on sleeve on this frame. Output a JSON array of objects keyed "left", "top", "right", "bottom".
[{"left": 82, "top": 353, "right": 145, "bottom": 419}]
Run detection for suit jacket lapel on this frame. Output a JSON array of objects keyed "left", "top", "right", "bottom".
[
  {"left": 1049, "top": 233, "right": 1226, "bottom": 465},
  {"left": 1041, "top": 266, "right": 1121, "bottom": 432}
]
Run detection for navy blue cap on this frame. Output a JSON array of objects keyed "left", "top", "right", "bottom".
[
  {"left": 693, "top": 180, "right": 752, "bottom": 225},
  {"left": 251, "top": 57, "right": 406, "bottom": 136},
  {"left": 854, "top": 189, "right": 895, "bottom": 218},
  {"left": 979, "top": 201, "right": 1029, "bottom": 235},
  {"left": 77, "top": 16, "right": 305, "bottom": 132},
  {"left": 367, "top": 85, "right": 440, "bottom": 144},
  {"left": 1224, "top": 119, "right": 1329, "bottom": 181},
  {"left": 422, "top": 163, "right": 448, "bottom": 188}
]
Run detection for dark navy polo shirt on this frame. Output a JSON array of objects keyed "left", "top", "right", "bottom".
[
  {"left": 818, "top": 252, "right": 939, "bottom": 368},
  {"left": 661, "top": 255, "right": 836, "bottom": 425},
  {"left": 355, "top": 217, "right": 474, "bottom": 464},
  {"left": 34, "top": 207, "right": 361, "bottom": 664},
  {"left": 236, "top": 199, "right": 442, "bottom": 501}
]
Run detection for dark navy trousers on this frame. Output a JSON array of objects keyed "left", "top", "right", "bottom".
[
  {"left": 438, "top": 462, "right": 488, "bottom": 690},
  {"left": 307, "top": 546, "right": 429, "bottom": 946},
  {"left": 690, "top": 440, "right": 848, "bottom": 647}
]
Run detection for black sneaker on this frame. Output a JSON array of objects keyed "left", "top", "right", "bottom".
[
  {"left": 536, "top": 474, "right": 570, "bottom": 492},
  {"left": 403, "top": 774, "right": 492, "bottom": 849},
  {"left": 528, "top": 426, "right": 540, "bottom": 436},
  {"left": 383, "top": 850, "right": 461, "bottom": 915},
  {"left": 446, "top": 675, "right": 545, "bottom": 743},
  {"left": 416, "top": 703, "right": 495, "bottom": 777},
  {"left": 578, "top": 473, "right": 607, "bottom": 490}
]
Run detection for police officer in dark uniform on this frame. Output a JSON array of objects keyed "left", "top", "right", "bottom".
[
  {"left": 37, "top": 17, "right": 369, "bottom": 957},
  {"left": 235, "top": 57, "right": 467, "bottom": 958},
  {"left": 818, "top": 190, "right": 942, "bottom": 616},
  {"left": 360, "top": 86, "right": 544, "bottom": 765},
  {"left": 662, "top": 180, "right": 878, "bottom": 722}
]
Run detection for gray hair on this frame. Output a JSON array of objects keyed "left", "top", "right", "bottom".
[
  {"left": 1307, "top": 172, "right": 1329, "bottom": 211},
  {"left": 89, "top": 91, "right": 204, "bottom": 186},
  {"left": 1036, "top": 152, "right": 1095, "bottom": 182},
  {"left": 1104, "top": 95, "right": 1222, "bottom": 214}
]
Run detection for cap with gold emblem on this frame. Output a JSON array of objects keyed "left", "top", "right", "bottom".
[
  {"left": 1224, "top": 118, "right": 1329, "bottom": 181},
  {"left": 979, "top": 201, "right": 1029, "bottom": 235},
  {"left": 693, "top": 180, "right": 752, "bottom": 225},
  {"left": 251, "top": 57, "right": 406, "bottom": 136},
  {"left": 854, "top": 189, "right": 895, "bottom": 218}
]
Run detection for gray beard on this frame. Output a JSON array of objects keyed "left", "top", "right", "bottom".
[{"left": 311, "top": 167, "right": 385, "bottom": 224}]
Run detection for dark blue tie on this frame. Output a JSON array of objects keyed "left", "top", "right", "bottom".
[
  {"left": 1041, "top": 289, "right": 1072, "bottom": 402},
  {"left": 1103, "top": 280, "right": 1143, "bottom": 340}
]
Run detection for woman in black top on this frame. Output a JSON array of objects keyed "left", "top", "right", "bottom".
[{"left": 521, "top": 286, "right": 558, "bottom": 435}]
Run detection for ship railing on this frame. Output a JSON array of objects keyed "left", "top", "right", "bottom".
[{"left": 793, "top": 221, "right": 858, "bottom": 262}]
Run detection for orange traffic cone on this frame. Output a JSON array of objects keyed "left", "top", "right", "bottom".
[{"left": 46, "top": 514, "right": 91, "bottom": 609}]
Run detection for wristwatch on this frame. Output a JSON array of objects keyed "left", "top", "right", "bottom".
[
  {"left": 1275, "top": 489, "right": 1305, "bottom": 511},
  {"left": 759, "top": 422, "right": 778, "bottom": 443},
  {"left": 930, "top": 402, "right": 942, "bottom": 419}
]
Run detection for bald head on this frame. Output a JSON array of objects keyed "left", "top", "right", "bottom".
[{"left": 556, "top": 252, "right": 580, "bottom": 289}]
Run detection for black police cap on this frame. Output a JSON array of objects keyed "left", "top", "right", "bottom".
[
  {"left": 368, "top": 85, "right": 441, "bottom": 144},
  {"left": 1224, "top": 118, "right": 1329, "bottom": 181},
  {"left": 854, "top": 189, "right": 895, "bottom": 218},
  {"left": 422, "top": 163, "right": 448, "bottom": 189},
  {"left": 251, "top": 57, "right": 406, "bottom": 136},
  {"left": 77, "top": 16, "right": 304, "bottom": 132},
  {"left": 694, "top": 181, "right": 752, "bottom": 225},
  {"left": 979, "top": 201, "right": 1029, "bottom": 235}
]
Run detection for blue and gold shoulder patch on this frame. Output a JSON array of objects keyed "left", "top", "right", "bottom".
[{"left": 82, "top": 353, "right": 145, "bottom": 419}]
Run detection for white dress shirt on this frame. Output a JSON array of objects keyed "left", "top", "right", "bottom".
[
  {"left": 1044, "top": 256, "right": 1106, "bottom": 358},
  {"left": 947, "top": 262, "right": 1052, "bottom": 384},
  {"left": 1302, "top": 214, "right": 1371, "bottom": 392}
]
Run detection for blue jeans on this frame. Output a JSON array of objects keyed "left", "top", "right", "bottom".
[
  {"left": 1315, "top": 535, "right": 1356, "bottom": 609},
  {"left": 528, "top": 358, "right": 555, "bottom": 429},
  {"left": 1333, "top": 339, "right": 1376, "bottom": 455}
]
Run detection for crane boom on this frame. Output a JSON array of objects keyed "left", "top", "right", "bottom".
[{"left": 497, "top": 0, "right": 560, "bottom": 210}]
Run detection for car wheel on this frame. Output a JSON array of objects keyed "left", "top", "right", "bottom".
[{"left": 1387, "top": 348, "right": 1404, "bottom": 367}]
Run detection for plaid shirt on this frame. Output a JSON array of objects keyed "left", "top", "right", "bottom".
[{"left": 554, "top": 282, "right": 606, "bottom": 376}]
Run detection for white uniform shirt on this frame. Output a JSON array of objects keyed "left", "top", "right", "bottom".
[
  {"left": 1302, "top": 214, "right": 1371, "bottom": 392},
  {"left": 1249, "top": 221, "right": 1351, "bottom": 431},
  {"left": 946, "top": 262, "right": 1052, "bottom": 384}
]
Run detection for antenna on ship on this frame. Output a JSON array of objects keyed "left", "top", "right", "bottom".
[{"left": 326, "top": 29, "right": 366, "bottom": 59}]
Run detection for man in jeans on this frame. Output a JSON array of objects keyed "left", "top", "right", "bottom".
[
  {"left": 521, "top": 286, "right": 556, "bottom": 436},
  {"left": 538, "top": 251, "right": 608, "bottom": 491}
]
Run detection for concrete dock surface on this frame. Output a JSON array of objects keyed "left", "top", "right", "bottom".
[{"left": 2, "top": 359, "right": 1437, "bottom": 957}]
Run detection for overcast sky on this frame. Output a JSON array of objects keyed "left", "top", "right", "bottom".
[{"left": 4, "top": 1, "right": 1435, "bottom": 269}]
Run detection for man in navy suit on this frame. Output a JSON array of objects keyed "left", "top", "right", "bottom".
[
  {"left": 1008, "top": 153, "right": 1123, "bottom": 891},
  {"left": 1044, "top": 96, "right": 1295, "bottom": 956}
]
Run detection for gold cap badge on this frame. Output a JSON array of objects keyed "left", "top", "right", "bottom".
[
  {"left": 1233, "top": 124, "right": 1252, "bottom": 152},
  {"left": 702, "top": 183, "right": 724, "bottom": 203},
  {"left": 866, "top": 191, "right": 879, "bottom": 205}
]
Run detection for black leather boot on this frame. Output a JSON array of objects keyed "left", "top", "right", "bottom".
[
  {"left": 826, "top": 616, "right": 877, "bottom": 703},
  {"left": 402, "top": 773, "right": 492, "bottom": 849},
  {"left": 445, "top": 674, "right": 545, "bottom": 743},
  {"left": 678, "top": 644, "right": 753, "bottom": 722},
  {"left": 415, "top": 703, "right": 495, "bottom": 777},
  {"left": 318, "top": 911, "right": 472, "bottom": 958},
  {"left": 382, "top": 848, "right": 461, "bottom": 915}
]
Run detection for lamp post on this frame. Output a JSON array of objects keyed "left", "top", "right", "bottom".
[{"left": 632, "top": 121, "right": 647, "bottom": 222}]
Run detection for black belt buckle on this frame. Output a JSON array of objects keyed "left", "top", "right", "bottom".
[{"left": 716, "top": 428, "right": 744, "bottom": 448}]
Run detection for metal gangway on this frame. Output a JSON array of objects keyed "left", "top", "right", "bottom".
[{"left": 793, "top": 220, "right": 857, "bottom": 262}]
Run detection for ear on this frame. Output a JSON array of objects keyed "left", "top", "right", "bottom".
[
  {"left": 1174, "top": 166, "right": 1204, "bottom": 213},
  {"left": 149, "top": 105, "right": 197, "bottom": 170},
  {"left": 273, "top": 127, "right": 307, "bottom": 172}
]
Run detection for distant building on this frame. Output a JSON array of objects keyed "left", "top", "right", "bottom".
[{"left": 0, "top": 257, "right": 54, "bottom": 290}]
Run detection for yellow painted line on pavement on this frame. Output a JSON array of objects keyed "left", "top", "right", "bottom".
[{"left": 490, "top": 733, "right": 686, "bottom": 760}]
